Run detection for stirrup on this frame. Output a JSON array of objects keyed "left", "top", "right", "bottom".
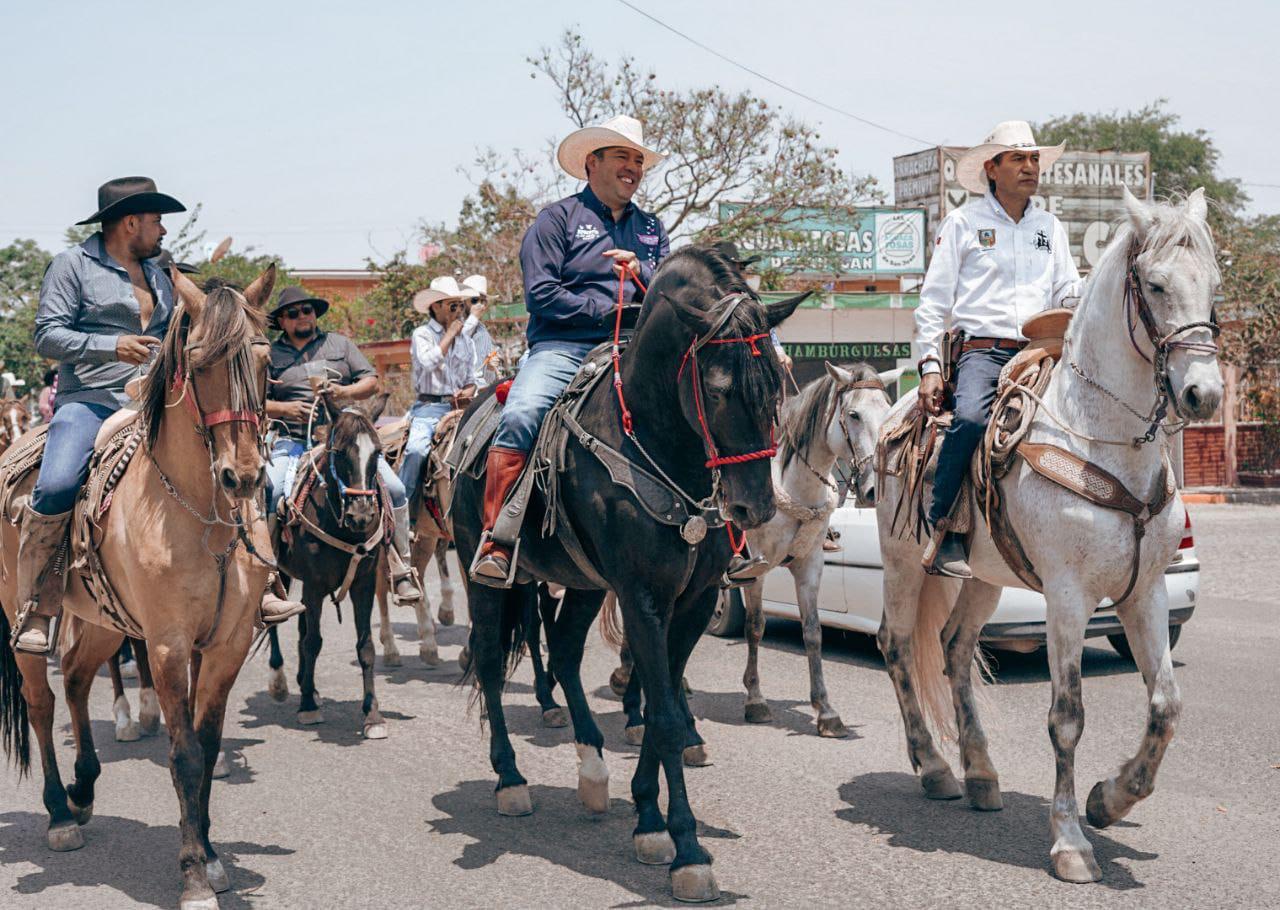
[
  {"left": 720, "top": 554, "right": 771, "bottom": 589},
  {"left": 11, "top": 608, "right": 55, "bottom": 656},
  {"left": 392, "top": 572, "right": 424, "bottom": 606},
  {"left": 259, "top": 595, "right": 305, "bottom": 627},
  {"left": 468, "top": 531, "right": 520, "bottom": 589}
]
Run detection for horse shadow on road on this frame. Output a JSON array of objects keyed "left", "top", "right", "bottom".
[
  {"left": 235, "top": 690, "right": 416, "bottom": 748},
  {"left": 0, "top": 811, "right": 292, "bottom": 909},
  {"left": 428, "top": 779, "right": 746, "bottom": 907},
  {"left": 71, "top": 720, "right": 265, "bottom": 786},
  {"left": 835, "top": 771, "right": 1155, "bottom": 890}
]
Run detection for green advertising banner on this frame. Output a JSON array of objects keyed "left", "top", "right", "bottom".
[{"left": 719, "top": 204, "right": 927, "bottom": 275}]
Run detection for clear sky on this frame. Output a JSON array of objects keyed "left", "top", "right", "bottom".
[{"left": 2, "top": 0, "right": 1273, "bottom": 268}]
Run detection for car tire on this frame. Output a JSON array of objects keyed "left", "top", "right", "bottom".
[
  {"left": 1108, "top": 624, "right": 1182, "bottom": 661},
  {"left": 707, "top": 589, "right": 745, "bottom": 638}
]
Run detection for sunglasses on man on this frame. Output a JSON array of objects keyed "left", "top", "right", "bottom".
[{"left": 282, "top": 304, "right": 315, "bottom": 320}]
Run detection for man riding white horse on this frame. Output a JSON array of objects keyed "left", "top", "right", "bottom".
[
  {"left": 13, "top": 177, "right": 301, "bottom": 653},
  {"left": 915, "top": 121, "right": 1082, "bottom": 577}
]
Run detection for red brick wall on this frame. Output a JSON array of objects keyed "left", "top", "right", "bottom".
[{"left": 1182, "top": 423, "right": 1267, "bottom": 487}]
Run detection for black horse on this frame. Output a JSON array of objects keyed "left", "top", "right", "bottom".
[
  {"left": 271, "top": 400, "right": 392, "bottom": 739},
  {"left": 452, "top": 246, "right": 804, "bottom": 902}
]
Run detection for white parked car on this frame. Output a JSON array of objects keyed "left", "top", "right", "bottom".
[{"left": 709, "top": 503, "right": 1200, "bottom": 658}]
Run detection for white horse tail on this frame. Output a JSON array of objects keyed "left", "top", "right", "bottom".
[
  {"left": 910, "top": 573, "right": 964, "bottom": 740},
  {"left": 598, "top": 590, "right": 624, "bottom": 652}
]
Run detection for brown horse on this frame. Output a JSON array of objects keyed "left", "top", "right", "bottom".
[
  {"left": 0, "top": 397, "right": 31, "bottom": 454},
  {"left": 0, "top": 265, "right": 278, "bottom": 910}
]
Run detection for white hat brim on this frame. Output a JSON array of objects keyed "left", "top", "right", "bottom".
[
  {"left": 955, "top": 141, "right": 1065, "bottom": 194},
  {"left": 557, "top": 127, "right": 666, "bottom": 181},
  {"left": 412, "top": 289, "right": 467, "bottom": 314}
]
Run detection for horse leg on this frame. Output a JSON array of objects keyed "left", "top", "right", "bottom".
[
  {"left": 529, "top": 586, "right": 566, "bottom": 727},
  {"left": 109, "top": 642, "right": 140, "bottom": 742},
  {"left": 789, "top": 551, "right": 846, "bottom": 738},
  {"left": 297, "top": 586, "right": 325, "bottom": 726},
  {"left": 435, "top": 538, "right": 456, "bottom": 626},
  {"left": 61, "top": 623, "right": 121, "bottom": 825},
  {"left": 676, "top": 680, "right": 709, "bottom": 767},
  {"left": 942, "top": 579, "right": 1002, "bottom": 810},
  {"left": 375, "top": 576, "right": 401, "bottom": 668},
  {"left": 149, "top": 638, "right": 219, "bottom": 907},
  {"left": 266, "top": 625, "right": 289, "bottom": 701},
  {"left": 608, "top": 630, "right": 632, "bottom": 697},
  {"left": 1044, "top": 587, "right": 1101, "bottom": 883},
  {"left": 1086, "top": 583, "right": 1181, "bottom": 830},
  {"left": 352, "top": 575, "right": 387, "bottom": 739},
  {"left": 740, "top": 579, "right": 772, "bottom": 725},
  {"left": 14, "top": 647, "right": 81, "bottom": 850},
  {"left": 133, "top": 637, "right": 161, "bottom": 735},
  {"left": 621, "top": 661, "right": 645, "bottom": 746},
  {"left": 412, "top": 554, "right": 440, "bottom": 667},
  {"left": 547, "top": 588, "right": 608, "bottom": 811},
  {"left": 877, "top": 560, "right": 961, "bottom": 799},
  {"left": 470, "top": 583, "right": 530, "bottom": 815}
]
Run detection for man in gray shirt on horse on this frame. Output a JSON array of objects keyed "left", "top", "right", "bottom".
[{"left": 13, "top": 177, "right": 302, "bottom": 653}]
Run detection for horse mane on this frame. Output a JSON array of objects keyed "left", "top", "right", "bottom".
[
  {"left": 777, "top": 363, "right": 878, "bottom": 472},
  {"left": 141, "top": 287, "right": 267, "bottom": 448},
  {"left": 328, "top": 406, "right": 377, "bottom": 454}
]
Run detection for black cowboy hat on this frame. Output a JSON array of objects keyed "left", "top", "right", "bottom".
[
  {"left": 269, "top": 285, "right": 330, "bottom": 327},
  {"left": 76, "top": 176, "right": 186, "bottom": 225},
  {"left": 152, "top": 250, "right": 200, "bottom": 275},
  {"left": 710, "top": 240, "right": 762, "bottom": 270}
]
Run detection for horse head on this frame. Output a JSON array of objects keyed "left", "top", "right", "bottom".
[
  {"left": 323, "top": 406, "right": 382, "bottom": 533},
  {"left": 823, "top": 362, "right": 901, "bottom": 506},
  {"left": 146, "top": 265, "right": 275, "bottom": 499},
  {"left": 1122, "top": 186, "right": 1223, "bottom": 421},
  {"left": 0, "top": 398, "right": 30, "bottom": 454}
]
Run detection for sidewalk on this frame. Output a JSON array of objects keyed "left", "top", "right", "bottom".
[{"left": 1182, "top": 486, "right": 1280, "bottom": 505}]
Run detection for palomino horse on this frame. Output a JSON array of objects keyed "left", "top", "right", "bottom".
[
  {"left": 874, "top": 188, "right": 1222, "bottom": 883},
  {"left": 0, "top": 266, "right": 278, "bottom": 910},
  {"left": 0, "top": 397, "right": 30, "bottom": 454},
  {"left": 737, "top": 362, "right": 898, "bottom": 737},
  {"left": 451, "top": 246, "right": 802, "bottom": 902}
]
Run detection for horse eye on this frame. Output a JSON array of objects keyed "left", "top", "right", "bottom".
[
  {"left": 848, "top": 410, "right": 861, "bottom": 422},
  {"left": 1148, "top": 282, "right": 1165, "bottom": 295}
]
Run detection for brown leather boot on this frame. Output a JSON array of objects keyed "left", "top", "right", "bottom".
[
  {"left": 258, "top": 574, "right": 305, "bottom": 626},
  {"left": 470, "top": 447, "right": 527, "bottom": 584},
  {"left": 12, "top": 505, "right": 73, "bottom": 655}
]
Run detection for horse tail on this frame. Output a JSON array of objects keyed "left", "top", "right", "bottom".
[
  {"left": 0, "top": 613, "right": 31, "bottom": 777},
  {"left": 461, "top": 583, "right": 531, "bottom": 718},
  {"left": 598, "top": 591, "right": 624, "bottom": 652},
  {"left": 910, "top": 574, "right": 962, "bottom": 740}
]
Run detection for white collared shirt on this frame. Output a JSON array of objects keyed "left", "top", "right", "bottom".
[
  {"left": 411, "top": 316, "right": 485, "bottom": 396},
  {"left": 914, "top": 193, "right": 1081, "bottom": 374}
]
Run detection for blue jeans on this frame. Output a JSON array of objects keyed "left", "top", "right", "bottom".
[
  {"left": 928, "top": 347, "right": 1016, "bottom": 526},
  {"left": 32, "top": 401, "right": 118, "bottom": 515},
  {"left": 266, "top": 437, "right": 406, "bottom": 514},
  {"left": 397, "top": 400, "right": 452, "bottom": 496},
  {"left": 493, "top": 340, "right": 596, "bottom": 452}
]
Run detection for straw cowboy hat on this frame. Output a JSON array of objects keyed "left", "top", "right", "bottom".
[
  {"left": 955, "top": 121, "right": 1065, "bottom": 195},
  {"left": 412, "top": 276, "right": 469, "bottom": 314},
  {"left": 460, "top": 275, "right": 488, "bottom": 298},
  {"left": 556, "top": 115, "right": 667, "bottom": 181},
  {"left": 77, "top": 176, "right": 186, "bottom": 225}
]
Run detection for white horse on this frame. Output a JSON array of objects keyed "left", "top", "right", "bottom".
[
  {"left": 739, "top": 362, "right": 900, "bottom": 736},
  {"left": 875, "top": 187, "right": 1221, "bottom": 883}
]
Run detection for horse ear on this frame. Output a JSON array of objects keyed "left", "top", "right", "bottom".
[
  {"left": 1184, "top": 186, "right": 1209, "bottom": 222},
  {"left": 1123, "top": 186, "right": 1154, "bottom": 240},
  {"left": 365, "top": 390, "right": 390, "bottom": 423},
  {"left": 242, "top": 263, "right": 278, "bottom": 311},
  {"left": 764, "top": 291, "right": 811, "bottom": 328},
  {"left": 877, "top": 367, "right": 905, "bottom": 387},
  {"left": 664, "top": 292, "right": 715, "bottom": 336},
  {"left": 824, "top": 360, "right": 854, "bottom": 387},
  {"left": 171, "top": 266, "right": 206, "bottom": 319}
]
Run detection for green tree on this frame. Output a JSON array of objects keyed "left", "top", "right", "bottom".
[{"left": 0, "top": 238, "right": 55, "bottom": 387}]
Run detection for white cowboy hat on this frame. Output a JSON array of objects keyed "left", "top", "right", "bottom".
[
  {"left": 412, "top": 276, "right": 468, "bottom": 314},
  {"left": 955, "top": 120, "right": 1065, "bottom": 195},
  {"left": 461, "top": 275, "right": 488, "bottom": 298},
  {"left": 556, "top": 115, "right": 666, "bottom": 181}
]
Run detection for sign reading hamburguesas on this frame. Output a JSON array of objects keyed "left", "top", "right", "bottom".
[
  {"left": 718, "top": 205, "right": 926, "bottom": 275},
  {"left": 781, "top": 341, "right": 912, "bottom": 360}
]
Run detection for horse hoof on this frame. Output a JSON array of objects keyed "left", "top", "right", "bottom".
[
  {"left": 743, "top": 701, "right": 772, "bottom": 724},
  {"left": 382, "top": 651, "right": 402, "bottom": 668},
  {"left": 671, "top": 864, "right": 720, "bottom": 903},
  {"left": 576, "top": 743, "right": 610, "bottom": 813},
  {"left": 47, "top": 822, "right": 84, "bottom": 852},
  {"left": 541, "top": 708, "right": 569, "bottom": 728},
  {"left": 437, "top": 609, "right": 455, "bottom": 626},
  {"left": 921, "top": 768, "right": 962, "bottom": 800},
  {"left": 817, "top": 715, "right": 848, "bottom": 738},
  {"left": 364, "top": 722, "right": 389, "bottom": 740},
  {"left": 138, "top": 689, "right": 161, "bottom": 735},
  {"left": 67, "top": 798, "right": 92, "bottom": 826},
  {"left": 115, "top": 720, "right": 141, "bottom": 742},
  {"left": 205, "top": 858, "right": 230, "bottom": 893},
  {"left": 267, "top": 670, "right": 289, "bottom": 703},
  {"left": 419, "top": 645, "right": 441, "bottom": 667},
  {"left": 634, "top": 831, "right": 676, "bottom": 865},
  {"left": 179, "top": 894, "right": 219, "bottom": 910},
  {"left": 1052, "top": 846, "right": 1102, "bottom": 883},
  {"left": 212, "top": 752, "right": 231, "bottom": 779},
  {"left": 624, "top": 725, "right": 645, "bottom": 746},
  {"left": 608, "top": 667, "right": 630, "bottom": 698},
  {"left": 682, "top": 744, "right": 711, "bottom": 767},
  {"left": 298, "top": 710, "right": 324, "bottom": 726},
  {"left": 1085, "top": 780, "right": 1116, "bottom": 828},
  {"left": 966, "top": 778, "right": 1003, "bottom": 811},
  {"left": 496, "top": 784, "right": 533, "bottom": 817},
  {"left": 458, "top": 647, "right": 472, "bottom": 673}
]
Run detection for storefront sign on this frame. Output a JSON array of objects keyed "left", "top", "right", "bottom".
[{"left": 718, "top": 205, "right": 926, "bottom": 275}]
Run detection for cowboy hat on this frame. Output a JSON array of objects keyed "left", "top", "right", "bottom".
[
  {"left": 76, "top": 176, "right": 186, "bottom": 225},
  {"left": 955, "top": 121, "right": 1065, "bottom": 195},
  {"left": 461, "top": 274, "right": 488, "bottom": 298},
  {"left": 412, "top": 276, "right": 469, "bottom": 314},
  {"left": 268, "top": 285, "right": 330, "bottom": 327},
  {"left": 556, "top": 115, "right": 667, "bottom": 181}
]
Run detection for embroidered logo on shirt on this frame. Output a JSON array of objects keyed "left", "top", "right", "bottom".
[
  {"left": 977, "top": 229, "right": 996, "bottom": 249},
  {"left": 1034, "top": 229, "right": 1051, "bottom": 252},
  {"left": 637, "top": 233, "right": 659, "bottom": 245},
  {"left": 575, "top": 224, "right": 600, "bottom": 242}
]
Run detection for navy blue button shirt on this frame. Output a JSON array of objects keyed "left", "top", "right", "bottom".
[{"left": 520, "top": 185, "right": 669, "bottom": 346}]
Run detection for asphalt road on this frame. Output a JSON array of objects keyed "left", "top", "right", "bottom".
[{"left": 1, "top": 503, "right": 1277, "bottom": 909}]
